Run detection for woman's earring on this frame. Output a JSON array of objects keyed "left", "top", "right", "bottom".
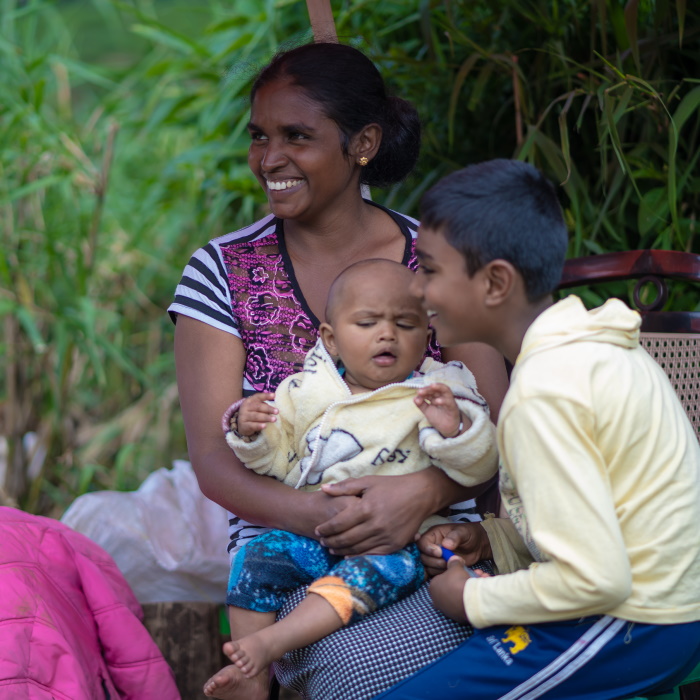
[{"left": 358, "top": 156, "right": 369, "bottom": 166}]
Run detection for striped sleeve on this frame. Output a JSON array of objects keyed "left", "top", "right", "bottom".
[{"left": 168, "top": 241, "right": 239, "bottom": 337}]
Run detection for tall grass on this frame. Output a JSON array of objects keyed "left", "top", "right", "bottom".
[
  {"left": 1, "top": 0, "right": 698, "bottom": 513},
  {"left": 352, "top": 0, "right": 700, "bottom": 257},
  {"left": 0, "top": 0, "right": 304, "bottom": 513}
]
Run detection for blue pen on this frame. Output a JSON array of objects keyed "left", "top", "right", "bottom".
[{"left": 441, "top": 546, "right": 479, "bottom": 578}]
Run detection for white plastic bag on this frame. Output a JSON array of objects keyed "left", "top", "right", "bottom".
[{"left": 61, "top": 460, "right": 229, "bottom": 603}]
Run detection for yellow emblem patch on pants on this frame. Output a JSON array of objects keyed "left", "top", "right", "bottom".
[{"left": 501, "top": 626, "right": 531, "bottom": 655}]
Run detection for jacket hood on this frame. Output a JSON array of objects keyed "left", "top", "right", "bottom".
[{"left": 517, "top": 295, "right": 641, "bottom": 366}]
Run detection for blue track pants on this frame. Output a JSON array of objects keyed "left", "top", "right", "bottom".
[{"left": 375, "top": 615, "right": 700, "bottom": 699}]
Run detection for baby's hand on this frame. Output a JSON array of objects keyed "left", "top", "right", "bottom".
[
  {"left": 235, "top": 392, "right": 277, "bottom": 436},
  {"left": 414, "top": 383, "right": 472, "bottom": 438}
]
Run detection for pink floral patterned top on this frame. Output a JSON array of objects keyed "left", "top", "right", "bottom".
[{"left": 169, "top": 202, "right": 441, "bottom": 397}]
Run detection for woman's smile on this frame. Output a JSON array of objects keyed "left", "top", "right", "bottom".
[{"left": 266, "top": 178, "right": 304, "bottom": 192}]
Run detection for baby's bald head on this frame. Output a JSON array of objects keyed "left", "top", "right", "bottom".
[{"left": 325, "top": 259, "right": 426, "bottom": 325}]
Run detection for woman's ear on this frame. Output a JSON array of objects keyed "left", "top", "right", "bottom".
[
  {"left": 319, "top": 322, "right": 338, "bottom": 356},
  {"left": 349, "top": 123, "right": 382, "bottom": 163},
  {"left": 483, "top": 259, "right": 517, "bottom": 308}
]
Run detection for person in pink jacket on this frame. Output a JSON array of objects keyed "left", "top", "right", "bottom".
[{"left": 0, "top": 506, "right": 179, "bottom": 699}]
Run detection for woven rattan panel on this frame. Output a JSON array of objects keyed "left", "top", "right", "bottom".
[{"left": 640, "top": 332, "right": 700, "bottom": 437}]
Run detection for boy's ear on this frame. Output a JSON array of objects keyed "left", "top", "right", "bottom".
[
  {"left": 482, "top": 259, "right": 517, "bottom": 308},
  {"left": 319, "top": 322, "right": 338, "bottom": 356},
  {"left": 349, "top": 123, "right": 382, "bottom": 163}
]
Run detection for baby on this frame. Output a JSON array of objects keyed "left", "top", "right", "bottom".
[{"left": 204, "top": 258, "right": 497, "bottom": 697}]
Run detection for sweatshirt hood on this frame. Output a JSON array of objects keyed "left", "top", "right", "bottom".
[{"left": 516, "top": 295, "right": 641, "bottom": 366}]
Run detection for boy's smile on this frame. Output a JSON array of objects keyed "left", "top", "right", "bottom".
[{"left": 412, "top": 226, "right": 486, "bottom": 348}]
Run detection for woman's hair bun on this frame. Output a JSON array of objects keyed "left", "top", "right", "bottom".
[{"left": 363, "top": 96, "right": 421, "bottom": 188}]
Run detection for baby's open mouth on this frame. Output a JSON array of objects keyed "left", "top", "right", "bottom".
[{"left": 373, "top": 351, "right": 397, "bottom": 365}]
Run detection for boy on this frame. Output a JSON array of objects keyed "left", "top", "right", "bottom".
[
  {"left": 204, "top": 259, "right": 497, "bottom": 698},
  {"left": 377, "top": 159, "right": 700, "bottom": 699}
]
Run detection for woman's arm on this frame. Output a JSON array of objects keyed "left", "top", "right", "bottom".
[{"left": 174, "top": 315, "right": 356, "bottom": 537}]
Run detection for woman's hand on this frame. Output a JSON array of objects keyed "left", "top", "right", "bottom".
[
  {"left": 418, "top": 522, "right": 493, "bottom": 576},
  {"left": 236, "top": 393, "right": 277, "bottom": 436},
  {"left": 314, "top": 472, "right": 441, "bottom": 556},
  {"left": 305, "top": 488, "right": 362, "bottom": 536},
  {"left": 414, "top": 383, "right": 472, "bottom": 437}
]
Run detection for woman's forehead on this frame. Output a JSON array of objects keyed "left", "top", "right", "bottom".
[{"left": 251, "top": 78, "right": 323, "bottom": 116}]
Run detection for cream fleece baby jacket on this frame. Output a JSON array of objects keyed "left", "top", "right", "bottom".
[{"left": 224, "top": 338, "right": 498, "bottom": 492}]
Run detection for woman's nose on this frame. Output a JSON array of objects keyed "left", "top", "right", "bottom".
[{"left": 260, "top": 139, "right": 286, "bottom": 171}]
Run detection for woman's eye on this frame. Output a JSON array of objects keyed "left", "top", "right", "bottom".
[
  {"left": 250, "top": 132, "right": 268, "bottom": 142},
  {"left": 289, "top": 132, "right": 308, "bottom": 140}
]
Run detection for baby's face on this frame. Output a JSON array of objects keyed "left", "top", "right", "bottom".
[{"left": 325, "top": 272, "right": 430, "bottom": 393}]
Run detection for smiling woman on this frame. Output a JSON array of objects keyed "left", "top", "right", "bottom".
[{"left": 169, "top": 42, "right": 509, "bottom": 700}]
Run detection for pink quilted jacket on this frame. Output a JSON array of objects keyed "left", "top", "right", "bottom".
[{"left": 0, "top": 507, "right": 180, "bottom": 699}]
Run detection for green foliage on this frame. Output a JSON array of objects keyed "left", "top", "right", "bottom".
[
  {"left": 0, "top": 0, "right": 308, "bottom": 513},
  {"left": 338, "top": 0, "right": 699, "bottom": 257},
  {"left": 1, "top": 0, "right": 698, "bottom": 513}
]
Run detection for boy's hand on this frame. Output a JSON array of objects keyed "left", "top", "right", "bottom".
[
  {"left": 429, "top": 557, "right": 472, "bottom": 622},
  {"left": 418, "top": 522, "right": 493, "bottom": 576},
  {"left": 414, "top": 383, "right": 472, "bottom": 438},
  {"left": 235, "top": 392, "right": 277, "bottom": 436}
]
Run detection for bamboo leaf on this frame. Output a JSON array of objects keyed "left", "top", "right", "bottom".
[
  {"left": 49, "top": 55, "right": 116, "bottom": 89},
  {"left": 676, "top": 0, "right": 686, "bottom": 46},
  {"left": 558, "top": 92, "right": 576, "bottom": 186},
  {"left": 638, "top": 187, "right": 669, "bottom": 237},
  {"left": 468, "top": 61, "right": 495, "bottom": 112},
  {"left": 7, "top": 175, "right": 65, "bottom": 202},
  {"left": 130, "top": 22, "right": 208, "bottom": 57},
  {"left": 447, "top": 54, "right": 480, "bottom": 148},
  {"left": 15, "top": 306, "right": 47, "bottom": 353},
  {"left": 624, "top": 0, "right": 641, "bottom": 73},
  {"left": 672, "top": 85, "right": 700, "bottom": 134}
]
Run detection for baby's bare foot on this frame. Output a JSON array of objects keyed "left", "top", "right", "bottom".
[
  {"left": 203, "top": 664, "right": 268, "bottom": 700},
  {"left": 224, "top": 635, "right": 278, "bottom": 679}
]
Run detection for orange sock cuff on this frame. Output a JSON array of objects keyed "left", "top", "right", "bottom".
[{"left": 307, "top": 576, "right": 354, "bottom": 625}]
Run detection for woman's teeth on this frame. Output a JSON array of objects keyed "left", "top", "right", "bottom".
[{"left": 267, "top": 179, "right": 302, "bottom": 191}]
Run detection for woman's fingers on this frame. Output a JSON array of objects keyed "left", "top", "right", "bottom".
[{"left": 320, "top": 478, "right": 367, "bottom": 498}]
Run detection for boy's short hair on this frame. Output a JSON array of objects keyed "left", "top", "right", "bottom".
[{"left": 420, "top": 159, "right": 568, "bottom": 301}]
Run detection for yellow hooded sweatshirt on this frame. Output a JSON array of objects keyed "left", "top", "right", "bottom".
[{"left": 464, "top": 295, "right": 700, "bottom": 628}]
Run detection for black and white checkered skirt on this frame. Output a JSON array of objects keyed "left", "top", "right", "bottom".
[{"left": 274, "top": 581, "right": 475, "bottom": 700}]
